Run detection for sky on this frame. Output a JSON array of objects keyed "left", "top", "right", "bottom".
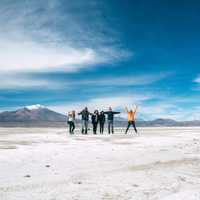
[{"left": 0, "top": 0, "right": 200, "bottom": 120}]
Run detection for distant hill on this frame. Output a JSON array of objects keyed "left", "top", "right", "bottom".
[
  {"left": 0, "top": 104, "right": 66, "bottom": 123},
  {"left": 136, "top": 118, "right": 200, "bottom": 127},
  {"left": 0, "top": 105, "right": 200, "bottom": 127}
]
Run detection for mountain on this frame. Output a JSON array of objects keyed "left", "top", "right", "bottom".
[
  {"left": 140, "top": 118, "right": 178, "bottom": 127},
  {"left": 0, "top": 104, "right": 66, "bottom": 123},
  {"left": 136, "top": 118, "right": 200, "bottom": 127},
  {"left": 0, "top": 105, "right": 200, "bottom": 127}
]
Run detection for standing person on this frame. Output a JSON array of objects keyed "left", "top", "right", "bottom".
[
  {"left": 104, "top": 107, "right": 120, "bottom": 134},
  {"left": 78, "top": 107, "right": 91, "bottom": 134},
  {"left": 125, "top": 105, "right": 138, "bottom": 135},
  {"left": 99, "top": 111, "right": 105, "bottom": 134},
  {"left": 91, "top": 110, "right": 99, "bottom": 134},
  {"left": 67, "top": 111, "right": 75, "bottom": 134}
]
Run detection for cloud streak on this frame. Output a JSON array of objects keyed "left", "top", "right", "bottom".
[
  {"left": 48, "top": 93, "right": 152, "bottom": 114},
  {"left": 0, "top": 73, "right": 60, "bottom": 89},
  {"left": 67, "top": 72, "right": 172, "bottom": 87},
  {"left": 0, "top": 71, "right": 171, "bottom": 90},
  {"left": 0, "top": 0, "right": 131, "bottom": 73}
]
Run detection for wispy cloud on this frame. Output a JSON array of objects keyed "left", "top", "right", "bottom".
[
  {"left": 193, "top": 75, "right": 200, "bottom": 83},
  {"left": 0, "top": 73, "right": 60, "bottom": 89},
  {"left": 0, "top": 0, "right": 131, "bottom": 73},
  {"left": 0, "top": 40, "right": 98, "bottom": 72},
  {"left": 66, "top": 72, "right": 172, "bottom": 87},
  {"left": 0, "top": 71, "right": 171, "bottom": 90},
  {"left": 48, "top": 93, "right": 153, "bottom": 114}
]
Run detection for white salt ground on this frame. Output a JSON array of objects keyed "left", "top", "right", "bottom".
[{"left": 0, "top": 127, "right": 200, "bottom": 200}]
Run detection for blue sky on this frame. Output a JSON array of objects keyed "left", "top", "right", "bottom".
[{"left": 0, "top": 0, "right": 200, "bottom": 120}]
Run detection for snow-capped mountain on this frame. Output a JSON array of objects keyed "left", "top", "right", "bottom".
[
  {"left": 26, "top": 104, "right": 45, "bottom": 110},
  {"left": 0, "top": 105, "right": 66, "bottom": 122}
]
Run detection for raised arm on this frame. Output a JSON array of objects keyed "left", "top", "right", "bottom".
[{"left": 133, "top": 105, "right": 138, "bottom": 113}]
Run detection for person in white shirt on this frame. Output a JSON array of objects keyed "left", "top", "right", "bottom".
[{"left": 67, "top": 111, "right": 76, "bottom": 134}]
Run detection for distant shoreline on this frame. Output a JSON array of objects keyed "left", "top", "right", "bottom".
[{"left": 1, "top": 121, "right": 200, "bottom": 128}]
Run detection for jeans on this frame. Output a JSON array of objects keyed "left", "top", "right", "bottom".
[
  {"left": 92, "top": 122, "right": 98, "bottom": 134},
  {"left": 68, "top": 121, "right": 75, "bottom": 134},
  {"left": 100, "top": 122, "right": 104, "bottom": 134},
  {"left": 108, "top": 120, "right": 114, "bottom": 134},
  {"left": 82, "top": 120, "right": 89, "bottom": 134},
  {"left": 125, "top": 121, "right": 137, "bottom": 134}
]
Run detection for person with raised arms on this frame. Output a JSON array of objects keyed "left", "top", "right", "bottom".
[
  {"left": 125, "top": 105, "right": 138, "bottom": 135},
  {"left": 78, "top": 107, "right": 92, "bottom": 134}
]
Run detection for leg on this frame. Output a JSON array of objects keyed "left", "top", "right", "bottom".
[
  {"left": 100, "top": 123, "right": 104, "bottom": 134},
  {"left": 132, "top": 121, "right": 138, "bottom": 134},
  {"left": 70, "top": 122, "right": 73, "bottom": 134},
  {"left": 102, "top": 123, "right": 104, "bottom": 134},
  {"left": 108, "top": 121, "right": 111, "bottom": 134},
  {"left": 111, "top": 121, "right": 114, "bottom": 134},
  {"left": 95, "top": 123, "right": 98, "bottom": 134},
  {"left": 85, "top": 120, "right": 88, "bottom": 134},
  {"left": 69, "top": 122, "right": 72, "bottom": 134},
  {"left": 72, "top": 122, "right": 75, "bottom": 134},
  {"left": 81, "top": 120, "right": 85, "bottom": 134},
  {"left": 93, "top": 123, "right": 95, "bottom": 134},
  {"left": 100, "top": 123, "right": 102, "bottom": 134},
  {"left": 125, "top": 122, "right": 131, "bottom": 134}
]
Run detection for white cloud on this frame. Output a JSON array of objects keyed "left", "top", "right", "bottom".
[
  {"left": 193, "top": 75, "right": 200, "bottom": 83},
  {"left": 0, "top": 0, "right": 131, "bottom": 73},
  {"left": 48, "top": 94, "right": 152, "bottom": 115},
  {"left": 0, "top": 71, "right": 171, "bottom": 90},
  {"left": 0, "top": 74, "right": 59, "bottom": 89},
  {"left": 68, "top": 72, "right": 171, "bottom": 87},
  {"left": 193, "top": 75, "right": 200, "bottom": 91},
  {"left": 49, "top": 93, "right": 194, "bottom": 121},
  {"left": 139, "top": 103, "right": 180, "bottom": 120},
  {"left": 0, "top": 39, "right": 98, "bottom": 72}
]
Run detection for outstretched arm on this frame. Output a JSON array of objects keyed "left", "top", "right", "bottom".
[
  {"left": 78, "top": 111, "right": 82, "bottom": 115},
  {"left": 113, "top": 111, "right": 120, "bottom": 114}
]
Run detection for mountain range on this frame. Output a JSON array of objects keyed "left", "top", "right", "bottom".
[{"left": 0, "top": 104, "right": 200, "bottom": 127}]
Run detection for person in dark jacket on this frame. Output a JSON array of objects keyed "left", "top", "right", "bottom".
[
  {"left": 99, "top": 111, "right": 105, "bottom": 134},
  {"left": 104, "top": 107, "right": 120, "bottom": 134},
  {"left": 78, "top": 107, "right": 91, "bottom": 134},
  {"left": 91, "top": 110, "right": 99, "bottom": 134}
]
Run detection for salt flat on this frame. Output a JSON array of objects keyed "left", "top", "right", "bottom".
[{"left": 0, "top": 127, "right": 200, "bottom": 200}]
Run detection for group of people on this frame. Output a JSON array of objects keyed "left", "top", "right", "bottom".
[{"left": 67, "top": 106, "right": 138, "bottom": 135}]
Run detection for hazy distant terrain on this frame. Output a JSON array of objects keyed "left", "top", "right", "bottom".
[
  {"left": 0, "top": 127, "right": 200, "bottom": 200},
  {"left": 1, "top": 105, "right": 200, "bottom": 127}
]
